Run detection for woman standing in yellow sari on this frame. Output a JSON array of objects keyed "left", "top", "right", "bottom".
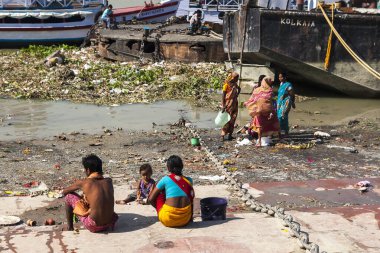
[{"left": 221, "top": 72, "right": 241, "bottom": 141}]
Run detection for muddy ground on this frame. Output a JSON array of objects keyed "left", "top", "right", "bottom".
[
  {"left": 0, "top": 113, "right": 379, "bottom": 226},
  {"left": 0, "top": 124, "right": 242, "bottom": 226}
]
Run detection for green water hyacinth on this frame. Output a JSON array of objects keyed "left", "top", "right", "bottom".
[{"left": 0, "top": 46, "right": 226, "bottom": 108}]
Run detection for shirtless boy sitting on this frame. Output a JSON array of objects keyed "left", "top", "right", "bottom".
[{"left": 62, "top": 154, "right": 118, "bottom": 232}]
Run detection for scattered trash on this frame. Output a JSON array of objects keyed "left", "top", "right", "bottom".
[
  {"left": 26, "top": 219, "right": 37, "bottom": 226},
  {"left": 311, "top": 139, "right": 323, "bottom": 144},
  {"left": 0, "top": 179, "right": 8, "bottom": 184},
  {"left": 54, "top": 163, "right": 61, "bottom": 170},
  {"left": 235, "top": 138, "right": 252, "bottom": 147},
  {"left": 217, "top": 154, "right": 230, "bottom": 159},
  {"left": 348, "top": 119, "right": 360, "bottom": 127},
  {"left": 199, "top": 175, "right": 226, "bottom": 181},
  {"left": 3, "top": 190, "right": 28, "bottom": 197},
  {"left": 47, "top": 191, "right": 64, "bottom": 199},
  {"left": 89, "top": 143, "right": 103, "bottom": 147},
  {"left": 227, "top": 167, "right": 238, "bottom": 172},
  {"left": 326, "top": 145, "right": 358, "bottom": 153},
  {"left": 276, "top": 142, "right": 315, "bottom": 149},
  {"left": 256, "top": 137, "right": 272, "bottom": 147},
  {"left": 314, "top": 131, "right": 331, "bottom": 138},
  {"left": 22, "top": 148, "right": 31, "bottom": 155},
  {"left": 44, "top": 218, "right": 55, "bottom": 226},
  {"left": 29, "top": 182, "right": 48, "bottom": 195},
  {"left": 222, "top": 159, "right": 234, "bottom": 165},
  {"left": 44, "top": 50, "right": 65, "bottom": 67},
  {"left": 23, "top": 181, "right": 40, "bottom": 188}
]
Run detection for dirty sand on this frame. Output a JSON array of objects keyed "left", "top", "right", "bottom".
[{"left": 0, "top": 110, "right": 379, "bottom": 227}]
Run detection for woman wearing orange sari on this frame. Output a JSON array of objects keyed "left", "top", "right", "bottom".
[
  {"left": 244, "top": 77, "right": 280, "bottom": 146},
  {"left": 221, "top": 72, "right": 241, "bottom": 141}
]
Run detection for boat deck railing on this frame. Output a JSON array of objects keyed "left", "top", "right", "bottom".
[
  {"left": 0, "top": 0, "right": 105, "bottom": 8},
  {"left": 195, "top": 0, "right": 245, "bottom": 11}
]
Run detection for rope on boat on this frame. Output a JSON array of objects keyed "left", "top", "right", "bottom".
[
  {"left": 324, "top": 4, "right": 334, "bottom": 70},
  {"left": 237, "top": 2, "right": 249, "bottom": 88},
  {"left": 318, "top": 2, "right": 380, "bottom": 79}
]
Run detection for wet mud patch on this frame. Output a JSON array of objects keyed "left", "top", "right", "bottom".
[{"left": 18, "top": 199, "right": 66, "bottom": 227}]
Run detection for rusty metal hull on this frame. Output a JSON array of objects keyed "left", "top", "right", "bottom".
[
  {"left": 98, "top": 25, "right": 226, "bottom": 62},
  {"left": 224, "top": 8, "right": 380, "bottom": 97}
]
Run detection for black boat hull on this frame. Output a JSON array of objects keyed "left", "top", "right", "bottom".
[{"left": 224, "top": 8, "right": 380, "bottom": 97}]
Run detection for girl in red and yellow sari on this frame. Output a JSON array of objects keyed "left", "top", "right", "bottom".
[
  {"left": 244, "top": 77, "right": 280, "bottom": 146},
  {"left": 148, "top": 155, "right": 194, "bottom": 227},
  {"left": 221, "top": 72, "right": 241, "bottom": 141}
]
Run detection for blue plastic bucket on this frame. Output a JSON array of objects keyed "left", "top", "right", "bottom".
[{"left": 200, "top": 197, "right": 227, "bottom": 221}]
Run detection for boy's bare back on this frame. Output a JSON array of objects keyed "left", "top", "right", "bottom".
[{"left": 82, "top": 178, "right": 115, "bottom": 226}]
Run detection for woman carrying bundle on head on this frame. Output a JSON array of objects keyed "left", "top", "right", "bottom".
[{"left": 244, "top": 76, "right": 280, "bottom": 146}]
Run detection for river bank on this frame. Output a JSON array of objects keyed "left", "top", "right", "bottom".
[
  {"left": 0, "top": 110, "right": 378, "bottom": 222},
  {"left": 0, "top": 46, "right": 225, "bottom": 108},
  {"left": 1, "top": 45, "right": 379, "bottom": 252}
]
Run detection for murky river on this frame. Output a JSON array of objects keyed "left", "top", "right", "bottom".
[
  {"left": 0, "top": 99, "right": 215, "bottom": 140},
  {"left": 1, "top": 97, "right": 379, "bottom": 140}
]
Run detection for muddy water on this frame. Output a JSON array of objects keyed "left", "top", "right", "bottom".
[
  {"left": 1, "top": 97, "right": 379, "bottom": 140},
  {"left": 0, "top": 99, "right": 215, "bottom": 140},
  {"left": 237, "top": 95, "right": 380, "bottom": 128}
]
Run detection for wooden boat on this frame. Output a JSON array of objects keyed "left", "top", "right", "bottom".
[
  {"left": 113, "top": 0, "right": 180, "bottom": 23},
  {"left": 224, "top": 0, "right": 380, "bottom": 97},
  {"left": 0, "top": 0, "right": 105, "bottom": 45}
]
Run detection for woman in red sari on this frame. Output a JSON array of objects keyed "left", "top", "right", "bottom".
[
  {"left": 221, "top": 72, "right": 241, "bottom": 141},
  {"left": 244, "top": 77, "right": 280, "bottom": 146}
]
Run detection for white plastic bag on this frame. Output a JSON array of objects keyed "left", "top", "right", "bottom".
[{"left": 257, "top": 136, "right": 272, "bottom": 146}]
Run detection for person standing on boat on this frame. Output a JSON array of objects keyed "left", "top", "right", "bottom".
[
  {"left": 296, "top": 0, "right": 304, "bottom": 10},
  {"left": 277, "top": 72, "right": 295, "bottom": 137},
  {"left": 189, "top": 10, "right": 202, "bottom": 35},
  {"left": 221, "top": 72, "right": 241, "bottom": 141},
  {"left": 352, "top": 0, "right": 377, "bottom": 7},
  {"left": 101, "top": 5, "right": 113, "bottom": 29}
]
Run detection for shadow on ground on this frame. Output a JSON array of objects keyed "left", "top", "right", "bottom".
[
  {"left": 112, "top": 213, "right": 243, "bottom": 233},
  {"left": 113, "top": 213, "right": 157, "bottom": 233}
]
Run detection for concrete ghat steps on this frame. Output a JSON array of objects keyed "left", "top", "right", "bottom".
[{"left": 0, "top": 184, "right": 379, "bottom": 252}]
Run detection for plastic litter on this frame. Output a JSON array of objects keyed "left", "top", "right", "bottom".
[
  {"left": 256, "top": 137, "right": 272, "bottom": 146},
  {"left": 235, "top": 138, "right": 252, "bottom": 147},
  {"left": 222, "top": 159, "right": 234, "bottom": 165},
  {"left": 199, "top": 175, "right": 226, "bottom": 181},
  {"left": 23, "top": 181, "right": 40, "bottom": 188},
  {"left": 28, "top": 182, "right": 48, "bottom": 194},
  {"left": 327, "top": 145, "right": 358, "bottom": 153},
  {"left": 314, "top": 131, "right": 331, "bottom": 138}
]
